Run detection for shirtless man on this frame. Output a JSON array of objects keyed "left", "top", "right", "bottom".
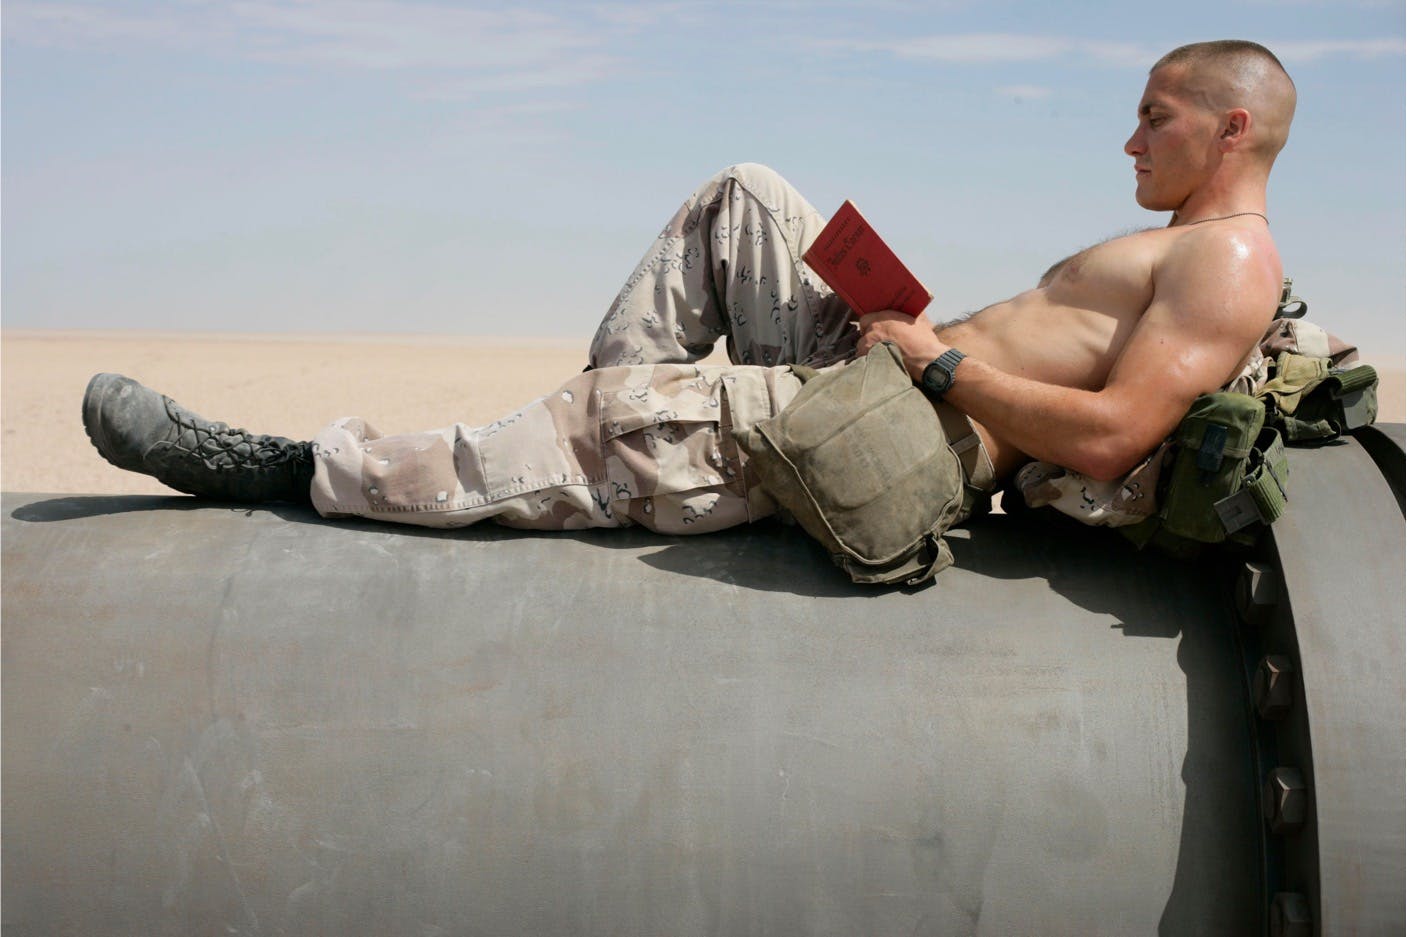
[
  {"left": 82, "top": 40, "right": 1295, "bottom": 540},
  {"left": 859, "top": 40, "right": 1292, "bottom": 484}
]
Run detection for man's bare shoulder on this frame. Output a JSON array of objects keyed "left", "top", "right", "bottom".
[
  {"left": 1159, "top": 220, "right": 1280, "bottom": 270},
  {"left": 1154, "top": 221, "right": 1283, "bottom": 315}
]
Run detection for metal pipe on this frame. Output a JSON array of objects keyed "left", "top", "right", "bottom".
[{"left": 2, "top": 426, "right": 1400, "bottom": 935}]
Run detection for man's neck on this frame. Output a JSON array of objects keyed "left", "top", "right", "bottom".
[
  {"left": 1169, "top": 205, "right": 1269, "bottom": 227},
  {"left": 1168, "top": 177, "right": 1269, "bottom": 228}
]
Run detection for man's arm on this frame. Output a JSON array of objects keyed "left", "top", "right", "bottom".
[{"left": 857, "top": 229, "right": 1281, "bottom": 481}]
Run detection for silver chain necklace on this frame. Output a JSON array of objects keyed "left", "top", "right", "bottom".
[{"left": 1178, "top": 211, "right": 1269, "bottom": 227}]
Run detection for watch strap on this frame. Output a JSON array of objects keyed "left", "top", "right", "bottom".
[
  {"left": 922, "top": 348, "right": 966, "bottom": 400},
  {"left": 935, "top": 348, "right": 966, "bottom": 374}
]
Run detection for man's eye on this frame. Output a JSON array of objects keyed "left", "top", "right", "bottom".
[{"left": 1148, "top": 118, "right": 1165, "bottom": 128}]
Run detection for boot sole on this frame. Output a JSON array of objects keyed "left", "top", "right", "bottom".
[{"left": 82, "top": 373, "right": 142, "bottom": 474}]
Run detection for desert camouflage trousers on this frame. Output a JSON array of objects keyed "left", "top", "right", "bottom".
[{"left": 310, "top": 163, "right": 861, "bottom": 532}]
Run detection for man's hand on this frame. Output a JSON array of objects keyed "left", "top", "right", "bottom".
[{"left": 856, "top": 311, "right": 948, "bottom": 380}]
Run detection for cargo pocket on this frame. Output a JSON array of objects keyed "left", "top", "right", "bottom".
[{"left": 597, "top": 369, "right": 750, "bottom": 533}]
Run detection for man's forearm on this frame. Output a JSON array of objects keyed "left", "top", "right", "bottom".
[
  {"left": 853, "top": 309, "right": 1168, "bottom": 480},
  {"left": 942, "top": 357, "right": 1145, "bottom": 481}
]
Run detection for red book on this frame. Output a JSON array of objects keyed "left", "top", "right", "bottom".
[{"left": 802, "top": 200, "right": 932, "bottom": 317}]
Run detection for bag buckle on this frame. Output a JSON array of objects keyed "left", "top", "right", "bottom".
[
  {"left": 1275, "top": 277, "right": 1308, "bottom": 319},
  {"left": 1214, "top": 489, "right": 1263, "bottom": 534}
]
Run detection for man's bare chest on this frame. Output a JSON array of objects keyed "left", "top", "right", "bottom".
[{"left": 1043, "top": 232, "right": 1162, "bottom": 317}]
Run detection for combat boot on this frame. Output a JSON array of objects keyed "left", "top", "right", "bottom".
[{"left": 82, "top": 373, "right": 314, "bottom": 504}]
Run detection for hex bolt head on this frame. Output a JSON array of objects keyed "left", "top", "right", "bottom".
[
  {"left": 1253, "top": 655, "right": 1295, "bottom": 720},
  {"left": 1270, "top": 891, "right": 1312, "bottom": 937},
  {"left": 1236, "top": 561, "right": 1280, "bottom": 625},
  {"left": 1263, "top": 766, "right": 1307, "bottom": 834}
]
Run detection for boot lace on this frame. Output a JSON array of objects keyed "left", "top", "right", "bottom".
[{"left": 164, "top": 396, "right": 307, "bottom": 472}]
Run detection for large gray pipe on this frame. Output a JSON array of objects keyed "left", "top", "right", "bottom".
[{"left": 4, "top": 427, "right": 1402, "bottom": 936}]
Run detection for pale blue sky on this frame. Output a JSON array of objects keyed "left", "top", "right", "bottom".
[{"left": 4, "top": 1, "right": 1403, "bottom": 354}]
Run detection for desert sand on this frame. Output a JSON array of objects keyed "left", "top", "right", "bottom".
[
  {"left": 2, "top": 331, "right": 730, "bottom": 495},
  {"left": 2, "top": 329, "right": 1402, "bottom": 496}
]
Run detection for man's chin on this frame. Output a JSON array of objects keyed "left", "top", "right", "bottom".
[{"left": 1133, "top": 188, "right": 1176, "bottom": 212}]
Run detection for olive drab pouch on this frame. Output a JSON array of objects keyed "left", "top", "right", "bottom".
[
  {"left": 1257, "top": 281, "right": 1379, "bottom": 443},
  {"left": 1049, "top": 281, "right": 1376, "bottom": 557},
  {"left": 1123, "top": 392, "right": 1289, "bottom": 554},
  {"left": 732, "top": 342, "right": 965, "bottom": 586},
  {"left": 1256, "top": 351, "right": 1378, "bottom": 445}
]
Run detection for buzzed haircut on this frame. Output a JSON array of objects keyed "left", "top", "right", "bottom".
[
  {"left": 1153, "top": 40, "right": 1293, "bottom": 87},
  {"left": 1152, "top": 40, "right": 1297, "bottom": 162}
]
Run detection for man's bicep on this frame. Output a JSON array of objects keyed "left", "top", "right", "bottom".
[{"left": 1104, "top": 244, "right": 1275, "bottom": 441}]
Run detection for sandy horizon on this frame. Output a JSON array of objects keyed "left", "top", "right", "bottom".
[
  {"left": 3, "top": 329, "right": 1402, "bottom": 497},
  {"left": 2, "top": 329, "right": 730, "bottom": 496}
]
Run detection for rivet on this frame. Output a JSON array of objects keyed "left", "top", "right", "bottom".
[
  {"left": 1263, "top": 766, "right": 1307, "bottom": 834},
  {"left": 1236, "top": 561, "right": 1280, "bottom": 625},
  {"left": 1253, "top": 654, "right": 1295, "bottom": 720},
  {"left": 1269, "top": 891, "right": 1311, "bottom": 937}
]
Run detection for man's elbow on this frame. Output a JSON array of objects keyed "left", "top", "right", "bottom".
[
  {"left": 1065, "top": 437, "right": 1154, "bottom": 483},
  {"left": 1062, "top": 395, "right": 1173, "bottom": 482}
]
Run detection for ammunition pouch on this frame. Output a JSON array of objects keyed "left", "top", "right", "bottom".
[
  {"left": 1259, "top": 352, "right": 1378, "bottom": 444},
  {"left": 1050, "top": 285, "right": 1379, "bottom": 557},
  {"left": 1124, "top": 392, "right": 1289, "bottom": 556},
  {"left": 1123, "top": 340, "right": 1378, "bottom": 556},
  {"left": 733, "top": 342, "right": 965, "bottom": 586}
]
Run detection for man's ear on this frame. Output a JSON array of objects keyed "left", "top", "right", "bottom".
[{"left": 1219, "top": 108, "right": 1252, "bottom": 150}]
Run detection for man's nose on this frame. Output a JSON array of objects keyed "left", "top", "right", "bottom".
[{"left": 1124, "top": 128, "right": 1144, "bottom": 157}]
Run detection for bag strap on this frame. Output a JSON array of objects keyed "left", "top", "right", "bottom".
[
  {"left": 1213, "top": 429, "right": 1289, "bottom": 535},
  {"left": 1277, "top": 363, "right": 1379, "bottom": 442},
  {"left": 836, "top": 531, "right": 952, "bottom": 587},
  {"left": 1323, "top": 363, "right": 1379, "bottom": 399}
]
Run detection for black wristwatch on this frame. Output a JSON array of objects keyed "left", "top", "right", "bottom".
[{"left": 920, "top": 349, "right": 966, "bottom": 400}]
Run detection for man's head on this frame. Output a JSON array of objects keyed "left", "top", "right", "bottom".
[{"left": 1125, "top": 40, "right": 1297, "bottom": 214}]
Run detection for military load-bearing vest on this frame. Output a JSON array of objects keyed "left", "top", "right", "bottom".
[{"left": 1123, "top": 279, "right": 1380, "bottom": 557}]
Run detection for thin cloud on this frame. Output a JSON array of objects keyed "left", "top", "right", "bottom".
[
  {"left": 5, "top": 1, "right": 617, "bottom": 84},
  {"left": 890, "top": 34, "right": 1073, "bottom": 62},
  {"left": 583, "top": 2, "right": 700, "bottom": 30},
  {"left": 226, "top": 1, "right": 593, "bottom": 71},
  {"left": 814, "top": 34, "right": 1160, "bottom": 66},
  {"left": 413, "top": 56, "right": 619, "bottom": 100},
  {"left": 996, "top": 84, "right": 1053, "bottom": 100},
  {"left": 1270, "top": 38, "right": 1405, "bottom": 62},
  {"left": 4, "top": 2, "right": 226, "bottom": 48},
  {"left": 811, "top": 32, "right": 1403, "bottom": 67},
  {"left": 428, "top": 100, "right": 574, "bottom": 150},
  {"left": 1241, "top": 0, "right": 1395, "bottom": 7}
]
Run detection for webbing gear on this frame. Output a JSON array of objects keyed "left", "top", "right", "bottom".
[
  {"left": 1125, "top": 275, "right": 1378, "bottom": 555},
  {"left": 1123, "top": 392, "right": 1288, "bottom": 553},
  {"left": 1125, "top": 351, "right": 1374, "bottom": 556},
  {"left": 1035, "top": 279, "right": 1377, "bottom": 556},
  {"left": 933, "top": 400, "right": 997, "bottom": 523},
  {"left": 1213, "top": 429, "right": 1289, "bottom": 535},
  {"left": 1257, "top": 352, "right": 1379, "bottom": 444}
]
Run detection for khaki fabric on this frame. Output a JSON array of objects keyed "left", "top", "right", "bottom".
[
  {"left": 312, "top": 364, "right": 802, "bottom": 533},
  {"left": 310, "top": 163, "right": 993, "bottom": 535},
  {"left": 312, "top": 163, "right": 844, "bottom": 533},
  {"left": 590, "top": 162, "right": 858, "bottom": 371}
]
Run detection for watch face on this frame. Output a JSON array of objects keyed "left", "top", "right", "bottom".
[{"left": 923, "top": 360, "right": 952, "bottom": 395}]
